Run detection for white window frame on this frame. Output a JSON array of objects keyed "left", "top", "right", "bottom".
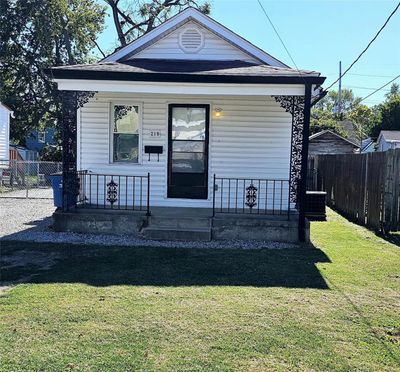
[
  {"left": 109, "top": 102, "right": 143, "bottom": 165},
  {"left": 38, "top": 131, "right": 46, "bottom": 143}
]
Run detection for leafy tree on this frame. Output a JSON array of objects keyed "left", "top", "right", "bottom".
[
  {"left": 313, "top": 89, "right": 361, "bottom": 117},
  {"left": 385, "top": 82, "right": 399, "bottom": 99},
  {"left": 369, "top": 93, "right": 400, "bottom": 138},
  {"left": 39, "top": 144, "right": 62, "bottom": 161},
  {"left": 310, "top": 108, "right": 347, "bottom": 137},
  {"left": 104, "top": 0, "right": 211, "bottom": 48},
  {"left": 348, "top": 104, "right": 376, "bottom": 142},
  {"left": 311, "top": 89, "right": 362, "bottom": 137},
  {"left": 0, "top": 0, "right": 106, "bottom": 144}
]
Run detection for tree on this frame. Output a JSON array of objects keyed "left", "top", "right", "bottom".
[
  {"left": 310, "top": 89, "right": 362, "bottom": 137},
  {"left": 0, "top": 0, "right": 106, "bottom": 144},
  {"left": 313, "top": 89, "right": 361, "bottom": 117},
  {"left": 39, "top": 144, "right": 62, "bottom": 161},
  {"left": 104, "top": 0, "right": 211, "bottom": 48},
  {"left": 385, "top": 82, "right": 399, "bottom": 99},
  {"left": 348, "top": 104, "right": 376, "bottom": 142},
  {"left": 310, "top": 108, "right": 347, "bottom": 137},
  {"left": 369, "top": 93, "right": 400, "bottom": 138}
]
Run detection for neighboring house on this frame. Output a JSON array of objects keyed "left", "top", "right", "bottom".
[
  {"left": 47, "top": 8, "right": 325, "bottom": 242},
  {"left": 376, "top": 130, "right": 400, "bottom": 151},
  {"left": 0, "top": 102, "right": 13, "bottom": 167},
  {"left": 361, "top": 138, "right": 376, "bottom": 153},
  {"left": 9, "top": 144, "right": 38, "bottom": 161},
  {"left": 26, "top": 127, "right": 57, "bottom": 153},
  {"left": 309, "top": 130, "right": 360, "bottom": 156}
]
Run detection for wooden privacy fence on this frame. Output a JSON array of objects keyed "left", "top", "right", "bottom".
[{"left": 311, "top": 149, "right": 400, "bottom": 233}]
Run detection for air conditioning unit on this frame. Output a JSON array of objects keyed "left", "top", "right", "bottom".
[{"left": 305, "top": 191, "right": 326, "bottom": 221}]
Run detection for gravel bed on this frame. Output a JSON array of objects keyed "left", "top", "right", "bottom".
[{"left": 0, "top": 198, "right": 298, "bottom": 249}]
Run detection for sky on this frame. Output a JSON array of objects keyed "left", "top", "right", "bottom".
[{"left": 95, "top": 0, "right": 400, "bottom": 106}]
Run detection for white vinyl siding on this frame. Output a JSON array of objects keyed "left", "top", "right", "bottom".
[
  {"left": 78, "top": 93, "right": 292, "bottom": 208},
  {"left": 0, "top": 107, "right": 10, "bottom": 164},
  {"left": 130, "top": 21, "right": 260, "bottom": 63}
]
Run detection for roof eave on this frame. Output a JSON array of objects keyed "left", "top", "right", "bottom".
[{"left": 45, "top": 68, "right": 325, "bottom": 85}]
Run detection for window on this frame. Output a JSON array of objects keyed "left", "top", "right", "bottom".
[
  {"left": 112, "top": 104, "right": 140, "bottom": 163},
  {"left": 171, "top": 106, "right": 206, "bottom": 173},
  {"left": 38, "top": 131, "right": 45, "bottom": 143}
]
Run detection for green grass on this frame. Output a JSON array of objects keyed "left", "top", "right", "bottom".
[{"left": 0, "top": 209, "right": 399, "bottom": 371}]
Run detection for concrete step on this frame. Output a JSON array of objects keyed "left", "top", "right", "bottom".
[
  {"left": 142, "top": 227, "right": 212, "bottom": 241},
  {"left": 148, "top": 216, "right": 211, "bottom": 229}
]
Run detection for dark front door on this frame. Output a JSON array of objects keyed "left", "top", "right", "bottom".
[{"left": 168, "top": 104, "right": 209, "bottom": 199}]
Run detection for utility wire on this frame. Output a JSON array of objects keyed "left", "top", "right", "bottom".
[
  {"left": 256, "top": 0, "right": 306, "bottom": 82},
  {"left": 324, "top": 1, "right": 400, "bottom": 92},
  {"left": 326, "top": 73, "right": 397, "bottom": 78},
  {"left": 358, "top": 74, "right": 400, "bottom": 103},
  {"left": 347, "top": 73, "right": 398, "bottom": 78},
  {"left": 343, "top": 85, "right": 391, "bottom": 91}
]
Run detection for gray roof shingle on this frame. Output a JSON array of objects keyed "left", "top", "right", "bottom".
[
  {"left": 381, "top": 130, "right": 400, "bottom": 142},
  {"left": 49, "top": 59, "right": 322, "bottom": 80}
]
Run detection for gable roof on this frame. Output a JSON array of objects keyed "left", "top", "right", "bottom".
[
  {"left": 309, "top": 130, "right": 360, "bottom": 148},
  {"left": 379, "top": 130, "right": 400, "bottom": 142},
  {"left": 102, "top": 7, "right": 288, "bottom": 67},
  {"left": 0, "top": 102, "right": 13, "bottom": 113}
]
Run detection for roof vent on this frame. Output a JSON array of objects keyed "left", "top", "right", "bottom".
[{"left": 179, "top": 28, "right": 204, "bottom": 53}]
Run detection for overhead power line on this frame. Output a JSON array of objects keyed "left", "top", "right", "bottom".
[
  {"left": 347, "top": 73, "right": 398, "bottom": 78},
  {"left": 343, "top": 85, "right": 391, "bottom": 92},
  {"left": 359, "top": 74, "right": 400, "bottom": 103},
  {"left": 324, "top": 1, "right": 400, "bottom": 92},
  {"left": 256, "top": 0, "right": 305, "bottom": 82}
]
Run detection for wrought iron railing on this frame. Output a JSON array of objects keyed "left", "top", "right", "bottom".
[
  {"left": 212, "top": 175, "right": 290, "bottom": 218},
  {"left": 77, "top": 171, "right": 150, "bottom": 215}
]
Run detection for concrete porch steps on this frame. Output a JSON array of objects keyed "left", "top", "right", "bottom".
[
  {"left": 141, "top": 214, "right": 212, "bottom": 241},
  {"left": 142, "top": 226, "right": 212, "bottom": 241},
  {"left": 147, "top": 216, "right": 211, "bottom": 229}
]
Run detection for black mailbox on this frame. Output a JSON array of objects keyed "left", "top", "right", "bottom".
[
  {"left": 144, "top": 146, "right": 163, "bottom": 154},
  {"left": 144, "top": 146, "right": 163, "bottom": 161}
]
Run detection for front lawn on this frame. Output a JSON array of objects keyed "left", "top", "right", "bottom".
[{"left": 1, "top": 209, "right": 399, "bottom": 371}]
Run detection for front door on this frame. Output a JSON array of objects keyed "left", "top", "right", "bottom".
[{"left": 168, "top": 104, "right": 209, "bottom": 199}]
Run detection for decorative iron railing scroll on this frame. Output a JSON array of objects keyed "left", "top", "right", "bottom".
[
  {"left": 273, "top": 96, "right": 305, "bottom": 205},
  {"left": 212, "top": 176, "right": 290, "bottom": 218},
  {"left": 62, "top": 91, "right": 97, "bottom": 209}
]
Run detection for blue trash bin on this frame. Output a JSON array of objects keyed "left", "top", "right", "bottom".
[
  {"left": 49, "top": 173, "right": 62, "bottom": 207},
  {"left": 49, "top": 173, "right": 77, "bottom": 208}
]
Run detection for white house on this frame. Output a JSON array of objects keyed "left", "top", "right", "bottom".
[
  {"left": 47, "top": 8, "right": 325, "bottom": 242},
  {"left": 377, "top": 130, "right": 400, "bottom": 151},
  {"left": 0, "top": 102, "right": 13, "bottom": 167}
]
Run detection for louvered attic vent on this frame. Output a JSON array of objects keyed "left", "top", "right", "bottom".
[{"left": 179, "top": 28, "right": 204, "bottom": 53}]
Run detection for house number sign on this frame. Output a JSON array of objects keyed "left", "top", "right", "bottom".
[{"left": 149, "top": 131, "right": 161, "bottom": 137}]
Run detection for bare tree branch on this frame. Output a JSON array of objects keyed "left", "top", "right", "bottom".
[
  {"left": 103, "top": 0, "right": 210, "bottom": 50},
  {"left": 92, "top": 38, "right": 106, "bottom": 58}
]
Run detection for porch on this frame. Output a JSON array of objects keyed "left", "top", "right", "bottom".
[
  {"left": 51, "top": 69, "right": 320, "bottom": 242},
  {"left": 54, "top": 174, "right": 302, "bottom": 242}
]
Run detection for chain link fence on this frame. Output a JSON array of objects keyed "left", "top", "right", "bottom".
[{"left": 0, "top": 160, "right": 62, "bottom": 199}]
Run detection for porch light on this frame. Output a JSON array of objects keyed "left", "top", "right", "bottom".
[{"left": 214, "top": 107, "right": 223, "bottom": 117}]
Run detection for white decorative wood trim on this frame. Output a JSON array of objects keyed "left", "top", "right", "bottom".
[{"left": 56, "top": 79, "right": 305, "bottom": 96}]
